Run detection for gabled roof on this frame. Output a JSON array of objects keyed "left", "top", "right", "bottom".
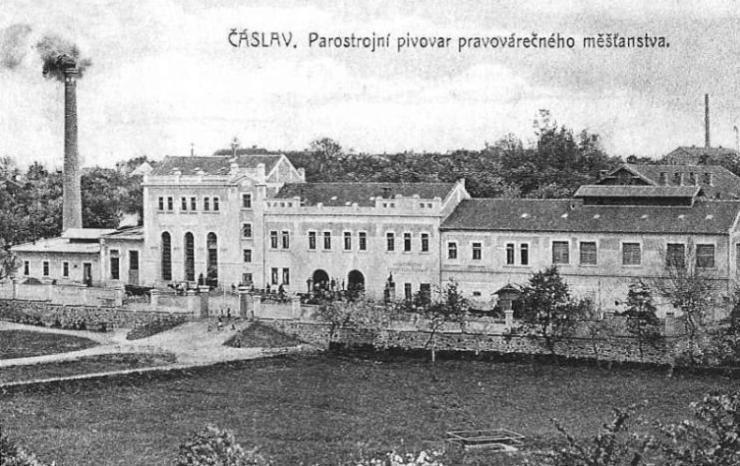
[
  {"left": 574, "top": 185, "right": 700, "bottom": 198},
  {"left": 103, "top": 226, "right": 144, "bottom": 241},
  {"left": 665, "top": 146, "right": 740, "bottom": 161},
  {"left": 601, "top": 163, "right": 740, "bottom": 200},
  {"left": 150, "top": 154, "right": 283, "bottom": 176},
  {"left": 275, "top": 182, "right": 456, "bottom": 207},
  {"left": 441, "top": 198, "right": 740, "bottom": 235}
]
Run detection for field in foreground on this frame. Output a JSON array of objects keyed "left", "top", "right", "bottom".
[
  {"left": 0, "top": 353, "right": 735, "bottom": 466},
  {"left": 0, "top": 330, "right": 98, "bottom": 359}
]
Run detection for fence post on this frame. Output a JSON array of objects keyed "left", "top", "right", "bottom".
[
  {"left": 12, "top": 278, "right": 18, "bottom": 300},
  {"left": 46, "top": 282, "right": 54, "bottom": 302},
  {"left": 114, "top": 284, "right": 125, "bottom": 307},
  {"left": 253, "top": 295, "right": 262, "bottom": 319},
  {"left": 504, "top": 310, "right": 514, "bottom": 329},
  {"left": 198, "top": 285, "right": 210, "bottom": 318},
  {"left": 150, "top": 289, "right": 160, "bottom": 309},
  {"left": 238, "top": 286, "right": 251, "bottom": 319},
  {"left": 291, "top": 295, "right": 301, "bottom": 320},
  {"left": 187, "top": 289, "right": 199, "bottom": 316}
]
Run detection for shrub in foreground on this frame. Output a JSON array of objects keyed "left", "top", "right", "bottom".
[
  {"left": 0, "top": 429, "right": 54, "bottom": 466},
  {"left": 175, "top": 425, "right": 270, "bottom": 466}
]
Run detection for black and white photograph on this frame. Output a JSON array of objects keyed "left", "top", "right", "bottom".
[{"left": 1, "top": 1, "right": 739, "bottom": 464}]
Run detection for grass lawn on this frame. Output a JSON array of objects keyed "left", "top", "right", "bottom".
[
  {"left": 0, "top": 353, "right": 735, "bottom": 466},
  {"left": 0, "top": 330, "right": 98, "bottom": 360},
  {"left": 0, "top": 353, "right": 177, "bottom": 385},
  {"left": 224, "top": 322, "right": 304, "bottom": 348}
]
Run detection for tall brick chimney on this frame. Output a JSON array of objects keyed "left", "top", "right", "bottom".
[
  {"left": 61, "top": 55, "right": 82, "bottom": 231},
  {"left": 705, "top": 93, "right": 711, "bottom": 149}
]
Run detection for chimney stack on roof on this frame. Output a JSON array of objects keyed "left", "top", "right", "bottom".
[{"left": 705, "top": 94, "right": 710, "bottom": 149}]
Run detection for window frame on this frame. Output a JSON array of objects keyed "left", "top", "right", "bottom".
[
  {"left": 242, "top": 193, "right": 252, "bottom": 209},
  {"left": 243, "top": 249, "right": 252, "bottom": 263},
  {"left": 552, "top": 240, "right": 570, "bottom": 265},
  {"left": 403, "top": 232, "right": 412, "bottom": 252},
  {"left": 323, "top": 231, "right": 332, "bottom": 250},
  {"left": 343, "top": 231, "right": 352, "bottom": 251},
  {"left": 472, "top": 242, "right": 482, "bottom": 261},
  {"left": 212, "top": 196, "right": 220, "bottom": 212},
  {"left": 622, "top": 242, "right": 642, "bottom": 266},
  {"left": 447, "top": 241, "right": 458, "bottom": 260},
  {"left": 270, "top": 231, "right": 279, "bottom": 249},
  {"left": 420, "top": 232, "right": 429, "bottom": 252},
  {"left": 308, "top": 231, "right": 317, "bottom": 250},
  {"left": 666, "top": 243, "right": 686, "bottom": 269},
  {"left": 242, "top": 223, "right": 253, "bottom": 239},
  {"left": 520, "top": 243, "right": 529, "bottom": 266},
  {"left": 579, "top": 241, "right": 598, "bottom": 266},
  {"left": 505, "top": 243, "right": 515, "bottom": 265},
  {"left": 358, "top": 231, "right": 367, "bottom": 251},
  {"left": 386, "top": 232, "right": 395, "bottom": 252},
  {"left": 281, "top": 230, "right": 290, "bottom": 249},
  {"left": 696, "top": 243, "right": 716, "bottom": 269}
]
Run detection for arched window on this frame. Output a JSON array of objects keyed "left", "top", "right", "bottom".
[
  {"left": 161, "top": 232, "right": 172, "bottom": 281},
  {"left": 184, "top": 232, "right": 195, "bottom": 281},
  {"left": 206, "top": 232, "right": 218, "bottom": 287}
]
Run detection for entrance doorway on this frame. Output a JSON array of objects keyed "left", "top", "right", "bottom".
[
  {"left": 312, "top": 269, "right": 330, "bottom": 291},
  {"left": 83, "top": 262, "right": 92, "bottom": 287},
  {"left": 347, "top": 270, "right": 365, "bottom": 296},
  {"left": 128, "top": 250, "right": 139, "bottom": 285}
]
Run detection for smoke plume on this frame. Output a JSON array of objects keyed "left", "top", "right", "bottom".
[
  {"left": 0, "top": 23, "right": 32, "bottom": 69},
  {"left": 37, "top": 34, "right": 92, "bottom": 81},
  {"left": 0, "top": 24, "right": 91, "bottom": 79}
]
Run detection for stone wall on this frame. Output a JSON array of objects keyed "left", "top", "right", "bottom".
[
  {"left": 262, "top": 319, "right": 676, "bottom": 365},
  {"left": 0, "top": 299, "right": 191, "bottom": 331}
]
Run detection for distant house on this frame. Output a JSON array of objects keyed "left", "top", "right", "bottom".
[
  {"left": 663, "top": 146, "right": 740, "bottom": 166},
  {"left": 597, "top": 163, "right": 740, "bottom": 200}
]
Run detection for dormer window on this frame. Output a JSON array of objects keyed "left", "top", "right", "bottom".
[
  {"left": 688, "top": 172, "right": 697, "bottom": 185},
  {"left": 703, "top": 172, "right": 713, "bottom": 186},
  {"left": 672, "top": 172, "right": 682, "bottom": 185},
  {"left": 658, "top": 172, "right": 667, "bottom": 185}
]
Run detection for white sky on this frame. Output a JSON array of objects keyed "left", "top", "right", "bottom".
[{"left": 1, "top": 0, "right": 740, "bottom": 167}]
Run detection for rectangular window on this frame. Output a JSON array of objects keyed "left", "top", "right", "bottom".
[
  {"left": 404, "top": 283, "right": 412, "bottom": 301},
  {"left": 110, "top": 249, "right": 120, "bottom": 280},
  {"left": 62, "top": 262, "right": 69, "bottom": 278},
  {"left": 282, "top": 268, "right": 290, "bottom": 285},
  {"left": 213, "top": 197, "right": 220, "bottom": 211},
  {"left": 158, "top": 197, "right": 164, "bottom": 211},
  {"left": 270, "top": 231, "right": 278, "bottom": 249},
  {"left": 344, "top": 232, "right": 352, "bottom": 250},
  {"left": 271, "top": 268, "right": 278, "bottom": 285},
  {"left": 666, "top": 243, "right": 685, "bottom": 268},
  {"left": 203, "top": 197, "right": 210, "bottom": 211},
  {"left": 42, "top": 261, "right": 49, "bottom": 276},
  {"left": 166, "top": 196, "right": 174, "bottom": 211},
  {"left": 404, "top": 233, "right": 412, "bottom": 252},
  {"left": 472, "top": 242, "right": 482, "bottom": 260},
  {"left": 696, "top": 244, "right": 715, "bottom": 268},
  {"left": 243, "top": 249, "right": 252, "bottom": 263},
  {"left": 281, "top": 231, "right": 290, "bottom": 249},
  {"left": 242, "top": 193, "right": 252, "bottom": 208},
  {"left": 190, "top": 197, "right": 197, "bottom": 211},
  {"left": 552, "top": 241, "right": 570, "bottom": 264},
  {"left": 520, "top": 244, "right": 529, "bottom": 265},
  {"left": 506, "top": 243, "right": 515, "bottom": 265},
  {"left": 242, "top": 223, "right": 252, "bottom": 238},
  {"left": 181, "top": 197, "right": 187, "bottom": 211},
  {"left": 323, "top": 231, "right": 331, "bottom": 250},
  {"left": 622, "top": 243, "right": 641, "bottom": 265},
  {"left": 23, "top": 261, "right": 29, "bottom": 276},
  {"left": 242, "top": 273, "right": 253, "bottom": 285},
  {"left": 448, "top": 242, "right": 458, "bottom": 259},
  {"left": 421, "top": 233, "right": 429, "bottom": 252},
  {"left": 359, "top": 232, "right": 367, "bottom": 251},
  {"left": 386, "top": 232, "right": 395, "bottom": 251},
  {"left": 579, "top": 241, "right": 597, "bottom": 265},
  {"left": 308, "top": 231, "right": 317, "bottom": 250}
]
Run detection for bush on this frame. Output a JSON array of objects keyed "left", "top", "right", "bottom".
[
  {"left": 175, "top": 425, "right": 270, "bottom": 466},
  {"left": 0, "top": 429, "right": 54, "bottom": 466},
  {"left": 355, "top": 450, "right": 446, "bottom": 466}
]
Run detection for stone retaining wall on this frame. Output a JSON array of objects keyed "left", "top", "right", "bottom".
[
  {"left": 0, "top": 299, "right": 191, "bottom": 331},
  {"left": 263, "top": 319, "right": 676, "bottom": 365}
]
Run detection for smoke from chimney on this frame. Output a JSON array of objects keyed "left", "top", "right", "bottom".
[{"left": 705, "top": 94, "right": 710, "bottom": 149}]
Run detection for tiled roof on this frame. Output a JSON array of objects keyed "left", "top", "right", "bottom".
[
  {"left": 150, "top": 154, "right": 282, "bottom": 176},
  {"left": 441, "top": 198, "right": 740, "bottom": 235},
  {"left": 665, "top": 146, "right": 740, "bottom": 160},
  {"left": 574, "top": 185, "right": 700, "bottom": 198},
  {"left": 11, "top": 237, "right": 101, "bottom": 254},
  {"left": 275, "top": 182, "right": 456, "bottom": 206},
  {"left": 602, "top": 163, "right": 740, "bottom": 200}
]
